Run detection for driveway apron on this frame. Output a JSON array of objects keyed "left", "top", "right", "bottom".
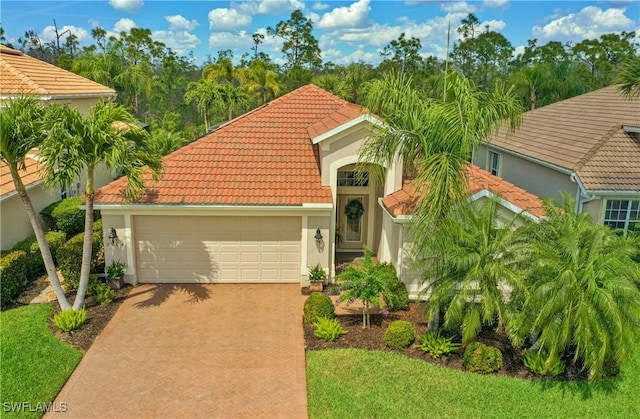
[{"left": 48, "top": 284, "right": 308, "bottom": 418}]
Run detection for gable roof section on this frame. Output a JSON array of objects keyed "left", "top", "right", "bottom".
[
  {"left": 382, "top": 165, "right": 546, "bottom": 219},
  {"left": 488, "top": 86, "right": 640, "bottom": 191},
  {"left": 95, "top": 85, "right": 362, "bottom": 206},
  {"left": 0, "top": 45, "right": 115, "bottom": 98},
  {"left": 0, "top": 157, "right": 42, "bottom": 198}
]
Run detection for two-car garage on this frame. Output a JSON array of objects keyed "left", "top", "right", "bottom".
[{"left": 133, "top": 215, "right": 302, "bottom": 283}]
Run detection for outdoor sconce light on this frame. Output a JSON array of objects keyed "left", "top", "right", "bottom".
[
  {"left": 314, "top": 228, "right": 323, "bottom": 246},
  {"left": 108, "top": 227, "right": 119, "bottom": 247}
]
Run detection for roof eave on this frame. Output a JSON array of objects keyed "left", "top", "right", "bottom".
[{"left": 311, "top": 114, "right": 385, "bottom": 144}]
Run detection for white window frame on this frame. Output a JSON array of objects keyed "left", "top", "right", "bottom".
[
  {"left": 489, "top": 151, "right": 501, "bottom": 176},
  {"left": 603, "top": 199, "right": 640, "bottom": 232}
]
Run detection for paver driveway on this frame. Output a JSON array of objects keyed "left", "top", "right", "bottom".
[{"left": 49, "top": 284, "right": 308, "bottom": 418}]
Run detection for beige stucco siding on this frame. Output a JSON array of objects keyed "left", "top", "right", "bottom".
[
  {"left": 474, "top": 145, "right": 578, "bottom": 203},
  {"left": 305, "top": 215, "right": 330, "bottom": 281},
  {"left": 1, "top": 184, "right": 57, "bottom": 250}
]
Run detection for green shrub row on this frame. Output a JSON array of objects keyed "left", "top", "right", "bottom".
[
  {"left": 40, "top": 196, "right": 101, "bottom": 237},
  {"left": 57, "top": 220, "right": 104, "bottom": 291},
  {"left": 0, "top": 250, "right": 28, "bottom": 309},
  {"left": 12, "top": 231, "right": 66, "bottom": 281}
]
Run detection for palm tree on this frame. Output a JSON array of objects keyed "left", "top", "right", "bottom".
[
  {"left": 515, "top": 197, "right": 640, "bottom": 380},
  {"left": 615, "top": 54, "right": 640, "bottom": 98},
  {"left": 312, "top": 74, "right": 348, "bottom": 99},
  {"left": 40, "top": 101, "right": 163, "bottom": 310},
  {"left": 419, "top": 199, "right": 528, "bottom": 344},
  {"left": 184, "top": 78, "right": 219, "bottom": 131},
  {"left": 236, "top": 60, "right": 282, "bottom": 105},
  {"left": 0, "top": 97, "right": 71, "bottom": 310},
  {"left": 361, "top": 71, "right": 523, "bottom": 227}
]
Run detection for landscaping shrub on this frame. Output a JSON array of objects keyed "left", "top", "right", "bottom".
[
  {"left": 324, "top": 284, "right": 342, "bottom": 296},
  {"left": 304, "top": 292, "right": 336, "bottom": 325},
  {"left": 377, "top": 263, "right": 409, "bottom": 311},
  {"left": 53, "top": 308, "right": 87, "bottom": 332},
  {"left": 56, "top": 226, "right": 103, "bottom": 291},
  {"left": 384, "top": 320, "right": 415, "bottom": 350},
  {"left": 463, "top": 342, "right": 503, "bottom": 374},
  {"left": 417, "top": 331, "right": 461, "bottom": 358},
  {"left": 94, "top": 283, "right": 116, "bottom": 305},
  {"left": 12, "top": 231, "right": 66, "bottom": 281},
  {"left": 313, "top": 317, "right": 347, "bottom": 341},
  {"left": 41, "top": 197, "right": 102, "bottom": 236},
  {"left": 523, "top": 350, "right": 565, "bottom": 377},
  {"left": 0, "top": 250, "right": 28, "bottom": 309}
]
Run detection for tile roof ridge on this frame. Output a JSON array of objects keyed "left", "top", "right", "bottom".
[{"left": 574, "top": 124, "right": 623, "bottom": 171}]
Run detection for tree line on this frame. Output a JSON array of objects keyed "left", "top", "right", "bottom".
[{"left": 2, "top": 11, "right": 638, "bottom": 147}]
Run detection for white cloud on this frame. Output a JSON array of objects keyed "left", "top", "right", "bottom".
[
  {"left": 318, "top": 0, "right": 372, "bottom": 29},
  {"left": 441, "top": 1, "right": 477, "bottom": 13},
  {"left": 108, "top": 0, "right": 143, "bottom": 13},
  {"left": 153, "top": 30, "right": 201, "bottom": 54},
  {"left": 532, "top": 6, "right": 635, "bottom": 41},
  {"left": 483, "top": 0, "right": 508, "bottom": 8},
  {"left": 166, "top": 15, "right": 199, "bottom": 31},
  {"left": 481, "top": 19, "right": 506, "bottom": 32},
  {"left": 234, "top": 0, "right": 305, "bottom": 15},
  {"left": 209, "top": 28, "right": 282, "bottom": 54},
  {"left": 313, "top": 2, "right": 330, "bottom": 11},
  {"left": 208, "top": 8, "right": 252, "bottom": 31},
  {"left": 41, "top": 25, "right": 91, "bottom": 43},
  {"left": 307, "top": 12, "right": 321, "bottom": 24},
  {"left": 513, "top": 44, "right": 526, "bottom": 57},
  {"left": 113, "top": 18, "right": 137, "bottom": 35}
]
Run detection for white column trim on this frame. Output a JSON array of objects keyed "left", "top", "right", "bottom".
[
  {"left": 123, "top": 214, "right": 137, "bottom": 285},
  {"left": 301, "top": 215, "right": 308, "bottom": 277}
]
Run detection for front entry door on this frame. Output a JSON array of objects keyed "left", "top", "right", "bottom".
[{"left": 337, "top": 195, "right": 368, "bottom": 250}]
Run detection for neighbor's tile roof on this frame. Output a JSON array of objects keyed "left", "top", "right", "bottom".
[
  {"left": 95, "top": 85, "right": 367, "bottom": 206},
  {"left": 0, "top": 45, "right": 115, "bottom": 97},
  {"left": 382, "top": 165, "right": 546, "bottom": 218},
  {"left": 0, "top": 157, "right": 42, "bottom": 197},
  {"left": 489, "top": 85, "right": 640, "bottom": 191}
]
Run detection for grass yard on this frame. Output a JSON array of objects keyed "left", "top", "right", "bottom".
[
  {"left": 307, "top": 348, "right": 640, "bottom": 418},
  {"left": 1, "top": 303, "right": 82, "bottom": 418}
]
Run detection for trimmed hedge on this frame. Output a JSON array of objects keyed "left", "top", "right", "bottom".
[
  {"left": 304, "top": 292, "right": 336, "bottom": 325},
  {"left": 12, "top": 232, "right": 66, "bottom": 281},
  {"left": 56, "top": 220, "right": 104, "bottom": 291},
  {"left": 40, "top": 197, "right": 101, "bottom": 237},
  {"left": 0, "top": 250, "right": 28, "bottom": 309},
  {"left": 463, "top": 342, "right": 503, "bottom": 374},
  {"left": 384, "top": 320, "right": 416, "bottom": 350}
]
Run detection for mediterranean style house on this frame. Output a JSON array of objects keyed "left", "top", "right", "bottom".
[
  {"left": 95, "top": 85, "right": 545, "bottom": 296},
  {"left": 473, "top": 85, "right": 640, "bottom": 233},
  {"left": 0, "top": 45, "right": 116, "bottom": 249}
]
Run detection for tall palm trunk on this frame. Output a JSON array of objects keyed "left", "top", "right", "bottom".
[
  {"left": 73, "top": 169, "right": 94, "bottom": 310},
  {"left": 8, "top": 163, "right": 71, "bottom": 310}
]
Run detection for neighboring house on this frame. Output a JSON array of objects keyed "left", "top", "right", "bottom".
[
  {"left": 95, "top": 85, "right": 545, "bottom": 296},
  {"left": 473, "top": 85, "right": 640, "bottom": 232},
  {"left": 0, "top": 45, "right": 117, "bottom": 250}
]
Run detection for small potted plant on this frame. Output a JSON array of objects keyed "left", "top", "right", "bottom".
[
  {"left": 106, "top": 260, "right": 126, "bottom": 290},
  {"left": 308, "top": 263, "right": 326, "bottom": 292}
]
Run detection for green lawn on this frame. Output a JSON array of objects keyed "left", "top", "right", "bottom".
[
  {"left": 1, "top": 303, "right": 82, "bottom": 418},
  {"left": 307, "top": 348, "right": 640, "bottom": 418}
]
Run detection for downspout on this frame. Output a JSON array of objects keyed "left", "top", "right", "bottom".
[{"left": 570, "top": 172, "right": 596, "bottom": 213}]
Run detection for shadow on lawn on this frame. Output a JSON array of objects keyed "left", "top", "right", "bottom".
[
  {"left": 132, "top": 284, "right": 213, "bottom": 308},
  {"left": 535, "top": 370, "right": 622, "bottom": 399}
]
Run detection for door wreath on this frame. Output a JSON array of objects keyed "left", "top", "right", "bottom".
[{"left": 344, "top": 199, "right": 365, "bottom": 220}]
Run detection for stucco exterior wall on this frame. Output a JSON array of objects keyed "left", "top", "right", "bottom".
[
  {"left": 474, "top": 144, "right": 578, "bottom": 203},
  {"left": 1, "top": 184, "right": 57, "bottom": 250},
  {"left": 305, "top": 215, "right": 330, "bottom": 283}
]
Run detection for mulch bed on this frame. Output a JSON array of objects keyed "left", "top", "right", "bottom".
[
  {"left": 47, "top": 286, "right": 131, "bottom": 352},
  {"left": 304, "top": 301, "right": 588, "bottom": 382}
]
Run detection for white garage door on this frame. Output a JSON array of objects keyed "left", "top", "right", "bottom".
[{"left": 135, "top": 216, "right": 301, "bottom": 283}]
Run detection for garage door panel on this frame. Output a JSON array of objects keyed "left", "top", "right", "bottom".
[{"left": 135, "top": 216, "right": 301, "bottom": 283}]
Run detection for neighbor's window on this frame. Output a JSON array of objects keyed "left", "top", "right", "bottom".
[
  {"left": 604, "top": 200, "right": 640, "bottom": 232},
  {"left": 338, "top": 171, "right": 369, "bottom": 187},
  {"left": 489, "top": 151, "right": 501, "bottom": 176}
]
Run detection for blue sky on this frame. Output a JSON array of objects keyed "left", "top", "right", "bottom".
[{"left": 1, "top": 1, "right": 638, "bottom": 65}]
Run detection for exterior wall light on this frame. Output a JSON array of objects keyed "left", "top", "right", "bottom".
[
  {"left": 108, "top": 227, "right": 120, "bottom": 247},
  {"left": 314, "top": 228, "right": 323, "bottom": 246}
]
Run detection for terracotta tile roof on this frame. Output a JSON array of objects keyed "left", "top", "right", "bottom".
[
  {"left": 0, "top": 157, "right": 43, "bottom": 197},
  {"left": 488, "top": 85, "right": 640, "bottom": 191},
  {"left": 95, "top": 85, "right": 363, "bottom": 206},
  {"left": 307, "top": 102, "right": 364, "bottom": 138},
  {"left": 0, "top": 45, "right": 115, "bottom": 97},
  {"left": 382, "top": 165, "right": 546, "bottom": 218}
]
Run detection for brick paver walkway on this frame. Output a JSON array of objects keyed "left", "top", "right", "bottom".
[{"left": 48, "top": 284, "right": 308, "bottom": 418}]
